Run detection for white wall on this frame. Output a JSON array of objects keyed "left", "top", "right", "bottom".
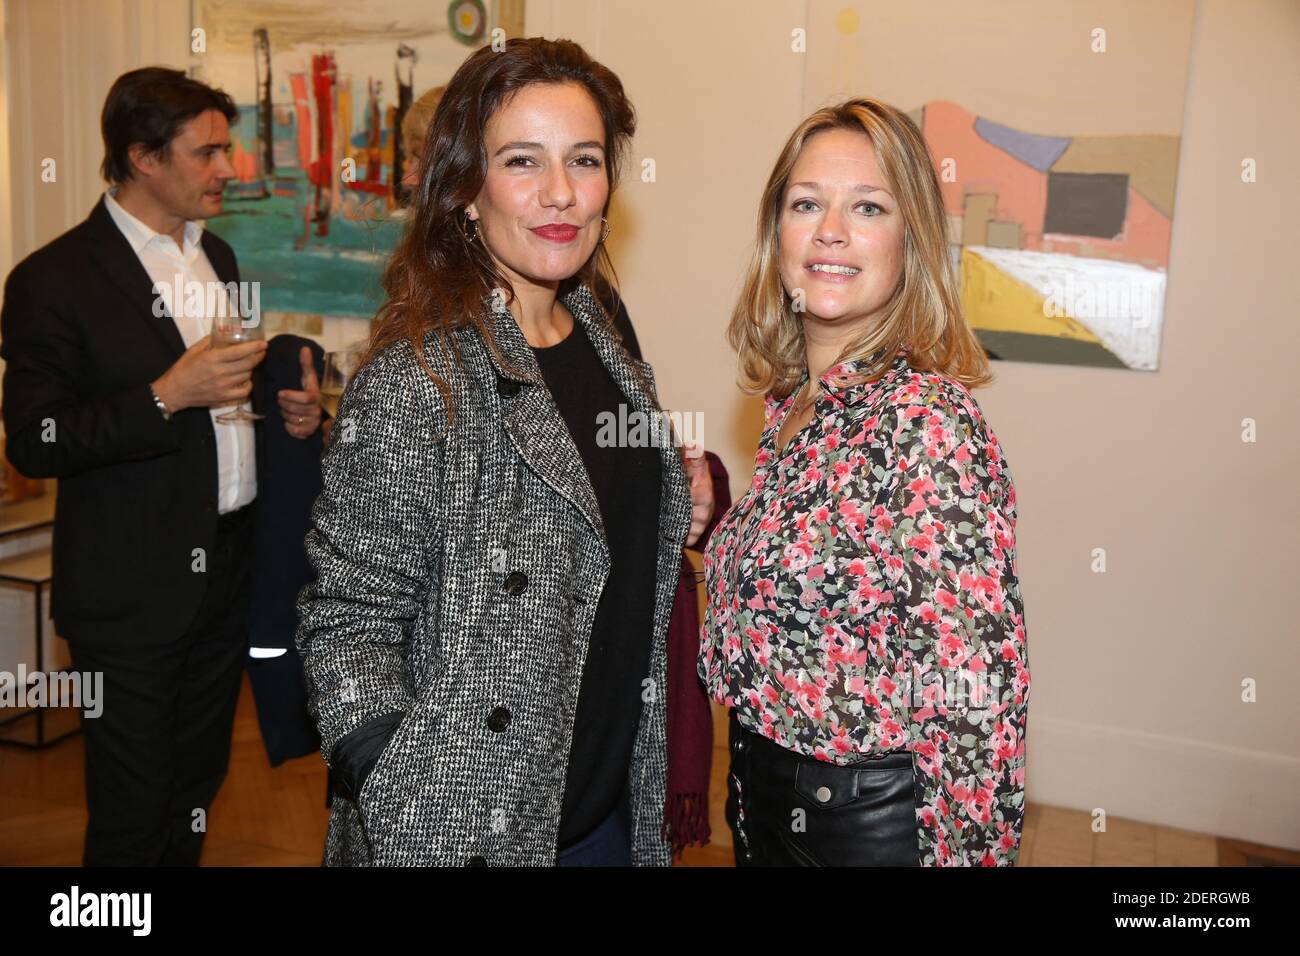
[{"left": 2, "top": 0, "right": 192, "bottom": 255}]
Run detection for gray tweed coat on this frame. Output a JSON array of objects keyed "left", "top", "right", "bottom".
[{"left": 294, "top": 282, "right": 692, "bottom": 866}]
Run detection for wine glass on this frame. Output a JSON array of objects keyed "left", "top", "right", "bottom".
[
  {"left": 320, "top": 347, "right": 362, "bottom": 420},
  {"left": 211, "top": 306, "right": 265, "bottom": 423}
]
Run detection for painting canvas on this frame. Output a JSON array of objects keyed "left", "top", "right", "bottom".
[
  {"left": 804, "top": 1, "right": 1197, "bottom": 371},
  {"left": 189, "top": 0, "right": 518, "bottom": 320},
  {"left": 927, "top": 101, "right": 1177, "bottom": 370}
]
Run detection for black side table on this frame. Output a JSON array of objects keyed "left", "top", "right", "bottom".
[{"left": 0, "top": 495, "right": 79, "bottom": 749}]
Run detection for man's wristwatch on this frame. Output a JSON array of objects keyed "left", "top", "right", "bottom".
[{"left": 148, "top": 384, "right": 173, "bottom": 421}]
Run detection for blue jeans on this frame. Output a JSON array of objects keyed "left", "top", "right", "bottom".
[{"left": 557, "top": 796, "right": 632, "bottom": 867}]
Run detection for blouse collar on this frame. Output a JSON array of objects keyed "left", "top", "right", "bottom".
[
  {"left": 767, "top": 346, "right": 911, "bottom": 416},
  {"left": 817, "top": 347, "right": 912, "bottom": 408}
]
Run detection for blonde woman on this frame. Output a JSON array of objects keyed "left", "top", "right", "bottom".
[
  {"left": 398, "top": 84, "right": 445, "bottom": 188},
  {"left": 699, "top": 98, "right": 1030, "bottom": 866}
]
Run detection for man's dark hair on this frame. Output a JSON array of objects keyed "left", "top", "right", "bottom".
[{"left": 100, "top": 67, "right": 239, "bottom": 185}]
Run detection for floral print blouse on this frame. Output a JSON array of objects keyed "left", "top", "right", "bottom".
[{"left": 699, "top": 348, "right": 1031, "bottom": 866}]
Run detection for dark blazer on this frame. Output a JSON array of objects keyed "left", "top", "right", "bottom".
[
  {"left": 248, "top": 335, "right": 324, "bottom": 651},
  {"left": 245, "top": 334, "right": 325, "bottom": 767},
  {"left": 1, "top": 195, "right": 263, "bottom": 646}
]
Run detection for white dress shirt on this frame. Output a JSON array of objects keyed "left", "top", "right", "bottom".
[{"left": 103, "top": 188, "right": 256, "bottom": 514}]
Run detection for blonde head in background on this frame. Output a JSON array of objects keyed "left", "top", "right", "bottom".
[{"left": 400, "top": 84, "right": 447, "bottom": 187}]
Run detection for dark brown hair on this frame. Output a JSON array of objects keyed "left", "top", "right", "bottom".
[
  {"left": 100, "top": 67, "right": 239, "bottom": 186},
  {"left": 360, "top": 37, "right": 636, "bottom": 420}
]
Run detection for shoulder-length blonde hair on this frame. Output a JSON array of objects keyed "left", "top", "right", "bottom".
[{"left": 728, "top": 98, "right": 991, "bottom": 399}]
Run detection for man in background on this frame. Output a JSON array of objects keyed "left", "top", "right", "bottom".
[{"left": 1, "top": 67, "right": 322, "bottom": 865}]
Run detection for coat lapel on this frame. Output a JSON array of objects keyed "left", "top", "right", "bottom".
[
  {"left": 562, "top": 283, "right": 693, "bottom": 554},
  {"left": 80, "top": 196, "right": 188, "bottom": 358},
  {"left": 563, "top": 283, "right": 663, "bottom": 418},
  {"left": 478, "top": 289, "right": 607, "bottom": 549},
  {"left": 468, "top": 281, "right": 686, "bottom": 554}
]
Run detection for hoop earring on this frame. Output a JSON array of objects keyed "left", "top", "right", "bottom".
[
  {"left": 598, "top": 216, "right": 611, "bottom": 244},
  {"left": 458, "top": 212, "right": 479, "bottom": 243}
]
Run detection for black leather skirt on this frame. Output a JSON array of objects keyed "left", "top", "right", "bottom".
[{"left": 725, "top": 711, "right": 920, "bottom": 866}]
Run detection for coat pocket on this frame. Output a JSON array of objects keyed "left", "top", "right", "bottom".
[
  {"left": 353, "top": 712, "right": 414, "bottom": 859},
  {"left": 353, "top": 698, "right": 446, "bottom": 863}
]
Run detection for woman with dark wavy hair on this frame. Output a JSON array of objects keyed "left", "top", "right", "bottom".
[
  {"left": 295, "top": 37, "right": 710, "bottom": 866},
  {"left": 700, "top": 98, "right": 1031, "bottom": 866}
]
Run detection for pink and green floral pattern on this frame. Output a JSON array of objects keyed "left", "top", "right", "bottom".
[{"left": 699, "top": 348, "right": 1031, "bottom": 866}]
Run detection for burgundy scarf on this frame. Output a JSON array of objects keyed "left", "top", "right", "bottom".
[{"left": 662, "top": 450, "right": 731, "bottom": 857}]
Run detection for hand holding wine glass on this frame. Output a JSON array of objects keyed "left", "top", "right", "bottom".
[
  {"left": 149, "top": 333, "right": 267, "bottom": 417},
  {"left": 211, "top": 308, "right": 266, "bottom": 423}
]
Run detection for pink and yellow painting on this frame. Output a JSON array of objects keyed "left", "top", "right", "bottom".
[
  {"left": 921, "top": 100, "right": 1178, "bottom": 370},
  {"left": 806, "top": 0, "right": 1196, "bottom": 371}
]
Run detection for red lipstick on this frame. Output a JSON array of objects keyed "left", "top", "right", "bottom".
[{"left": 530, "top": 223, "right": 580, "bottom": 243}]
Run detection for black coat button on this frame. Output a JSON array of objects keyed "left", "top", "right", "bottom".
[
  {"left": 503, "top": 570, "right": 528, "bottom": 595},
  {"left": 496, "top": 376, "right": 520, "bottom": 398},
  {"left": 466, "top": 855, "right": 487, "bottom": 866},
  {"left": 487, "top": 706, "right": 512, "bottom": 732}
]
